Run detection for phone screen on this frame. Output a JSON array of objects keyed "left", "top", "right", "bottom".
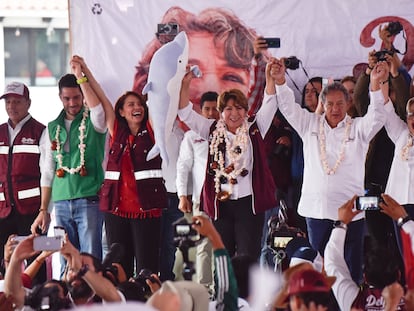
[
  {"left": 54, "top": 226, "right": 66, "bottom": 238},
  {"left": 273, "top": 236, "right": 293, "bottom": 248},
  {"left": 356, "top": 196, "right": 380, "bottom": 211},
  {"left": 263, "top": 37, "right": 281, "bottom": 48}
]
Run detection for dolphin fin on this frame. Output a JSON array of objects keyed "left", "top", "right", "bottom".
[{"left": 142, "top": 81, "right": 152, "bottom": 95}]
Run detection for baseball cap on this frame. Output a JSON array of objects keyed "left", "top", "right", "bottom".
[
  {"left": 285, "top": 237, "right": 323, "bottom": 272},
  {"left": 287, "top": 269, "right": 335, "bottom": 296},
  {"left": 0, "top": 82, "right": 30, "bottom": 100}
]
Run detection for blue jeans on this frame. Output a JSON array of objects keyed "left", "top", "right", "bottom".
[
  {"left": 306, "top": 217, "right": 365, "bottom": 284},
  {"left": 159, "top": 193, "right": 183, "bottom": 281},
  {"left": 54, "top": 196, "right": 103, "bottom": 261}
]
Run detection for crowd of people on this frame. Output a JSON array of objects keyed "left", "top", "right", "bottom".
[{"left": 1, "top": 19, "right": 414, "bottom": 311}]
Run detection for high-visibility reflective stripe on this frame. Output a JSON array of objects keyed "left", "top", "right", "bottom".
[
  {"left": 134, "top": 169, "right": 162, "bottom": 180},
  {"left": 17, "top": 187, "right": 40, "bottom": 199},
  {"left": 13, "top": 145, "right": 40, "bottom": 154},
  {"left": 0, "top": 146, "right": 9, "bottom": 154},
  {"left": 0, "top": 193, "right": 4, "bottom": 201},
  {"left": 105, "top": 171, "right": 121, "bottom": 180}
]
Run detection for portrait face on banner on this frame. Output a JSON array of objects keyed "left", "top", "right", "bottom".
[
  {"left": 132, "top": 6, "right": 260, "bottom": 108},
  {"left": 69, "top": 0, "right": 414, "bottom": 106}
]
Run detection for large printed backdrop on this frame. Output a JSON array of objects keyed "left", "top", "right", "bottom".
[{"left": 69, "top": 0, "right": 414, "bottom": 104}]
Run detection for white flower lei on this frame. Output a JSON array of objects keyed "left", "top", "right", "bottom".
[
  {"left": 318, "top": 116, "right": 352, "bottom": 175},
  {"left": 209, "top": 119, "right": 249, "bottom": 197},
  {"left": 401, "top": 134, "right": 413, "bottom": 161},
  {"left": 53, "top": 107, "right": 89, "bottom": 176}
]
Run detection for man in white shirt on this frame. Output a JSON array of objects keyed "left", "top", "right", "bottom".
[
  {"left": 176, "top": 91, "right": 219, "bottom": 289},
  {"left": 263, "top": 58, "right": 389, "bottom": 283}
]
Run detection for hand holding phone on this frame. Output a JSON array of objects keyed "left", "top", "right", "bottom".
[
  {"left": 356, "top": 196, "right": 382, "bottom": 211},
  {"left": 263, "top": 37, "right": 281, "bottom": 48}
]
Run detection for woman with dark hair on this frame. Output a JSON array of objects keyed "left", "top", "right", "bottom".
[
  {"left": 99, "top": 91, "right": 167, "bottom": 278},
  {"left": 178, "top": 64, "right": 277, "bottom": 260}
]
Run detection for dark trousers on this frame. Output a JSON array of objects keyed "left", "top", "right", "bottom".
[
  {"left": 105, "top": 212, "right": 161, "bottom": 278},
  {"left": 214, "top": 196, "right": 264, "bottom": 260},
  {"left": 159, "top": 193, "right": 183, "bottom": 281},
  {"left": 306, "top": 217, "right": 365, "bottom": 284},
  {"left": 0, "top": 208, "right": 46, "bottom": 285}
]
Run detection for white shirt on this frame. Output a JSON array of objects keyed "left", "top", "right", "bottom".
[
  {"left": 384, "top": 101, "right": 414, "bottom": 204},
  {"left": 176, "top": 130, "right": 208, "bottom": 202},
  {"left": 161, "top": 122, "right": 184, "bottom": 193},
  {"left": 178, "top": 99, "right": 276, "bottom": 200},
  {"left": 324, "top": 228, "right": 359, "bottom": 311},
  {"left": 264, "top": 83, "right": 386, "bottom": 220}
]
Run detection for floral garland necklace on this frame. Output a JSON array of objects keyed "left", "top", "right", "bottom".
[
  {"left": 401, "top": 133, "right": 413, "bottom": 161},
  {"left": 318, "top": 116, "right": 352, "bottom": 175},
  {"left": 209, "top": 119, "right": 249, "bottom": 201},
  {"left": 51, "top": 107, "right": 89, "bottom": 177}
]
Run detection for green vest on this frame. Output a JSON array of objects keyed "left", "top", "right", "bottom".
[{"left": 48, "top": 109, "right": 106, "bottom": 201}]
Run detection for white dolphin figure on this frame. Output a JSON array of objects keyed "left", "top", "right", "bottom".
[{"left": 142, "top": 31, "right": 189, "bottom": 165}]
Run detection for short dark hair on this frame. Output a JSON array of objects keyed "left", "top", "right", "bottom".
[
  {"left": 200, "top": 91, "right": 219, "bottom": 109},
  {"left": 80, "top": 252, "right": 104, "bottom": 273},
  {"left": 320, "top": 81, "right": 350, "bottom": 104},
  {"left": 58, "top": 74, "right": 81, "bottom": 95}
]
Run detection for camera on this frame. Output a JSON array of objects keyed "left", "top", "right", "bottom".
[
  {"left": 374, "top": 49, "right": 394, "bottom": 61},
  {"left": 356, "top": 196, "right": 383, "bottom": 211},
  {"left": 173, "top": 217, "right": 198, "bottom": 239},
  {"left": 157, "top": 23, "right": 179, "bottom": 36},
  {"left": 284, "top": 56, "right": 300, "bottom": 70},
  {"left": 387, "top": 21, "right": 403, "bottom": 36}
]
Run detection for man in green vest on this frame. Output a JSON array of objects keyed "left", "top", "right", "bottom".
[{"left": 42, "top": 56, "right": 114, "bottom": 266}]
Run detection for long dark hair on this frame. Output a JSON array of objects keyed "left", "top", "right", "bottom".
[{"left": 114, "top": 91, "right": 148, "bottom": 130}]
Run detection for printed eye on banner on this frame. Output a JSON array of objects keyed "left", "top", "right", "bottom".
[{"left": 91, "top": 3, "right": 103, "bottom": 15}]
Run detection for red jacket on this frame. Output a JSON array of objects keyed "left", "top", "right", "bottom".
[
  {"left": 0, "top": 118, "right": 45, "bottom": 218},
  {"left": 99, "top": 122, "right": 167, "bottom": 217}
]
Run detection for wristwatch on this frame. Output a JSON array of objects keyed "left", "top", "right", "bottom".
[
  {"left": 333, "top": 220, "right": 347, "bottom": 230},
  {"left": 397, "top": 215, "right": 411, "bottom": 227}
]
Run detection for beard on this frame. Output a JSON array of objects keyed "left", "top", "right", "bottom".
[{"left": 68, "top": 278, "right": 94, "bottom": 301}]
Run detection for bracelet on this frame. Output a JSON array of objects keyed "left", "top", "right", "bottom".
[
  {"left": 367, "top": 65, "right": 374, "bottom": 70},
  {"left": 76, "top": 76, "right": 88, "bottom": 85},
  {"left": 333, "top": 220, "right": 347, "bottom": 230},
  {"left": 39, "top": 208, "right": 47, "bottom": 212},
  {"left": 380, "top": 80, "right": 389, "bottom": 85},
  {"left": 397, "top": 215, "right": 411, "bottom": 227}
]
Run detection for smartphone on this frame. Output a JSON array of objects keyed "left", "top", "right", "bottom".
[
  {"left": 33, "top": 236, "right": 62, "bottom": 251},
  {"left": 273, "top": 236, "right": 293, "bottom": 248},
  {"left": 356, "top": 196, "right": 381, "bottom": 211},
  {"left": 263, "top": 37, "right": 281, "bottom": 48},
  {"left": 54, "top": 226, "right": 66, "bottom": 239}
]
